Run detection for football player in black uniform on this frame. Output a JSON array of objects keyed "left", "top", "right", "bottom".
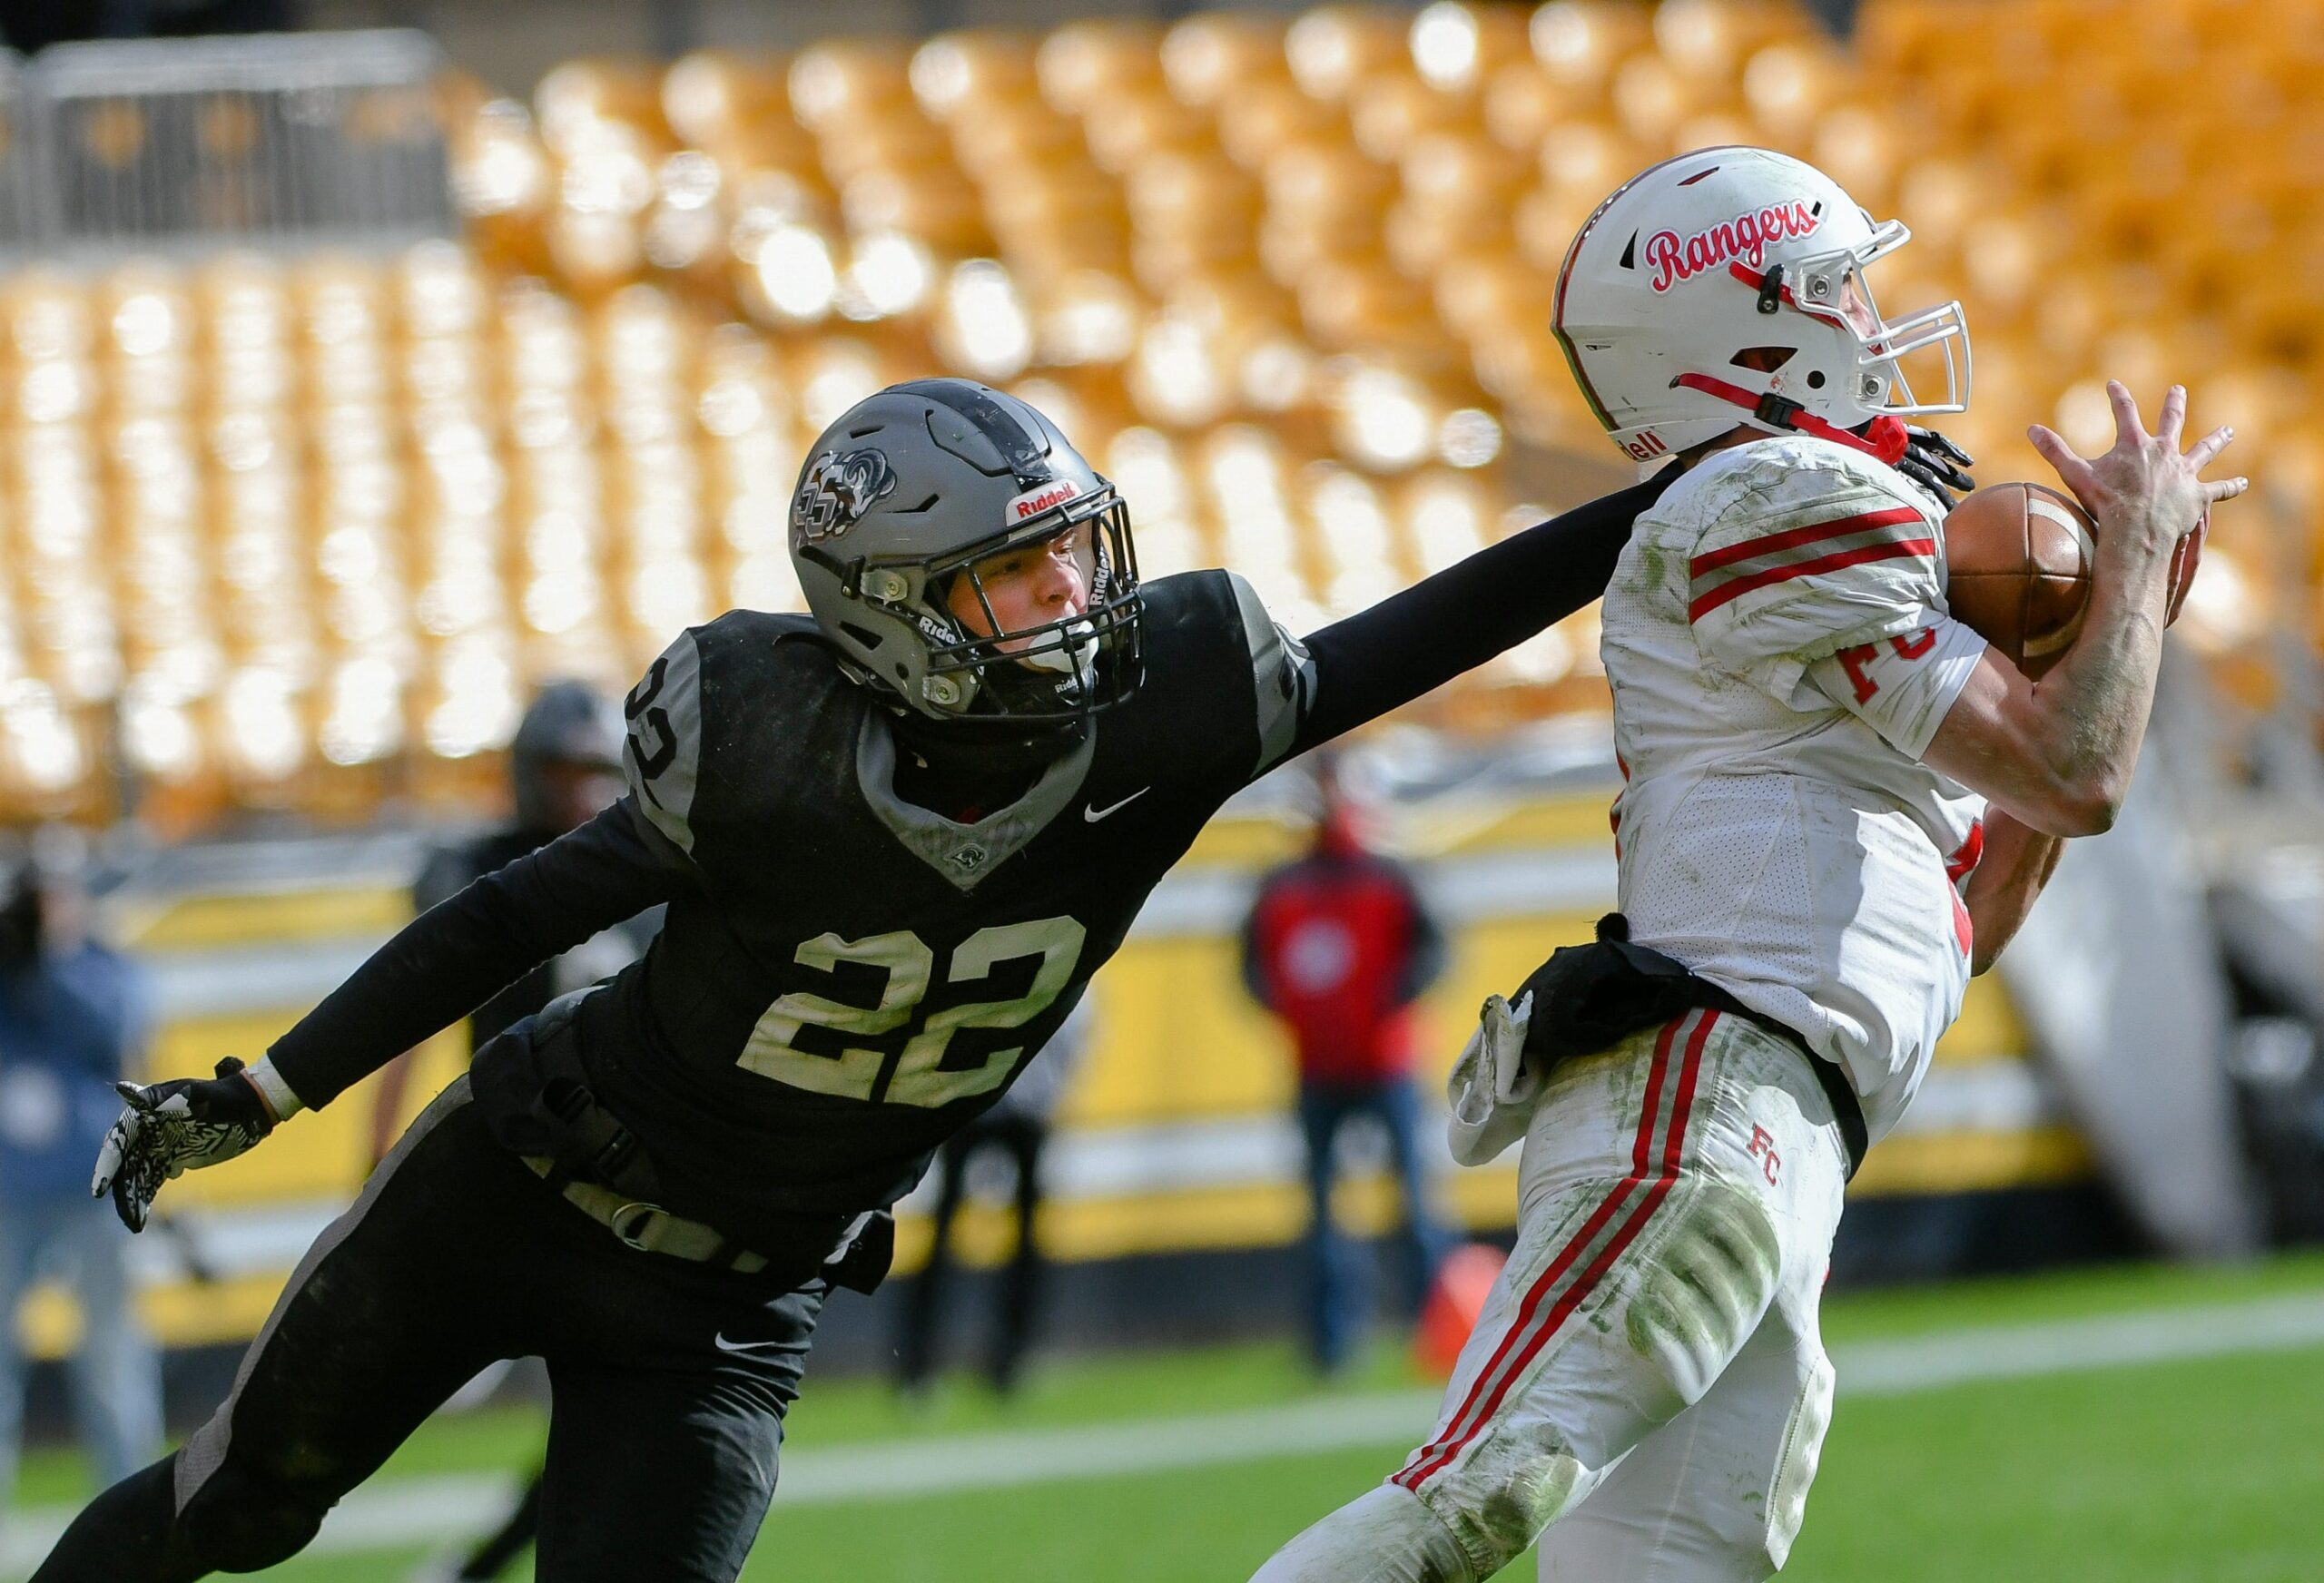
[{"left": 38, "top": 377, "right": 1685, "bottom": 1583}]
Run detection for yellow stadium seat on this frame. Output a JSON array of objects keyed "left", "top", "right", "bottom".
[
  {"left": 1388, "top": 135, "right": 1528, "bottom": 274},
  {"left": 1431, "top": 248, "right": 1551, "bottom": 346},
  {"left": 911, "top": 32, "right": 1041, "bottom": 119},
  {"left": 1161, "top": 13, "right": 1288, "bottom": 107},
  {"left": 1407, "top": 3, "right": 1532, "bottom": 96},
  {"left": 1738, "top": 36, "right": 1851, "bottom": 143},
  {"left": 810, "top": 114, "right": 950, "bottom": 188},
  {"left": 841, "top": 165, "right": 990, "bottom": 253},
  {"left": 1347, "top": 73, "right": 1479, "bottom": 164},
  {"left": 1216, "top": 77, "right": 1347, "bottom": 170},
  {"left": 535, "top": 57, "right": 670, "bottom": 153},
  {"left": 788, "top": 40, "right": 918, "bottom": 133},
  {"left": 1480, "top": 60, "right": 1565, "bottom": 153},
  {"left": 1653, "top": 0, "right": 1816, "bottom": 83},
  {"left": 1082, "top": 86, "right": 1216, "bottom": 176},
  {"left": 1285, "top": 5, "right": 1416, "bottom": 103},
  {"left": 660, "top": 51, "right": 791, "bottom": 151},
  {"left": 1610, "top": 53, "right": 1709, "bottom": 151},
  {"left": 957, "top": 98, "right": 1085, "bottom": 168},
  {"left": 1038, "top": 18, "right": 1166, "bottom": 114},
  {"left": 1530, "top": 1, "right": 1652, "bottom": 108}
]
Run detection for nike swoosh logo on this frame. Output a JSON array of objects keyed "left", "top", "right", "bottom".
[
  {"left": 714, "top": 1333, "right": 790, "bottom": 1354},
  {"left": 1084, "top": 788, "right": 1150, "bottom": 822}
]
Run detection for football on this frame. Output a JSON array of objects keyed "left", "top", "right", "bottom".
[{"left": 1943, "top": 482, "right": 2096, "bottom": 680}]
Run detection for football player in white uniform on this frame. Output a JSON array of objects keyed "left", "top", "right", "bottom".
[{"left": 1251, "top": 146, "right": 2246, "bottom": 1583}]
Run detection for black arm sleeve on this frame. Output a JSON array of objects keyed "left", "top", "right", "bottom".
[
  {"left": 1288, "top": 472, "right": 1676, "bottom": 756},
  {"left": 268, "top": 796, "right": 699, "bottom": 1109}
]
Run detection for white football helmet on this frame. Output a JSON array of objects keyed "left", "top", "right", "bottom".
[{"left": 1552, "top": 145, "right": 1970, "bottom": 467}]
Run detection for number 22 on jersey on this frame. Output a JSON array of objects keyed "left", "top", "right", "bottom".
[{"left": 738, "top": 918, "right": 1087, "bottom": 1108}]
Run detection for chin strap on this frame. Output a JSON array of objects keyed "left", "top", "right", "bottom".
[{"left": 1671, "top": 371, "right": 1910, "bottom": 465}]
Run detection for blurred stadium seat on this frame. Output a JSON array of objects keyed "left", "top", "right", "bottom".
[{"left": 3, "top": 1, "right": 2309, "bottom": 825}]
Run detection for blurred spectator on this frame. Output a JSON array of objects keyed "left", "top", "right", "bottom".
[
  {"left": 896, "top": 997, "right": 1094, "bottom": 1398},
  {"left": 386, "top": 682, "right": 651, "bottom": 1583},
  {"left": 1240, "top": 758, "right": 1453, "bottom": 1374},
  {"left": 0, "top": 829, "right": 162, "bottom": 1518}
]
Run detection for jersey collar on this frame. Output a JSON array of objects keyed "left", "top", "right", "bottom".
[{"left": 853, "top": 709, "right": 1097, "bottom": 891}]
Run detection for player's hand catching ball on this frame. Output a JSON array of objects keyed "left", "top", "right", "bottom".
[
  {"left": 94, "top": 1057, "right": 280, "bottom": 1233},
  {"left": 2027, "top": 382, "right": 2244, "bottom": 612}
]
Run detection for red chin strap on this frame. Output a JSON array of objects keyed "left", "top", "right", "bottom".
[{"left": 1673, "top": 371, "right": 1910, "bottom": 466}]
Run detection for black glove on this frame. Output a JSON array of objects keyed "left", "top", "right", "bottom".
[
  {"left": 1896, "top": 426, "right": 1976, "bottom": 512},
  {"left": 93, "top": 1057, "right": 277, "bottom": 1233}
]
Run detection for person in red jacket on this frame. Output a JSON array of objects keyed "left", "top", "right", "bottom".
[{"left": 1240, "top": 757, "right": 1453, "bottom": 1373}]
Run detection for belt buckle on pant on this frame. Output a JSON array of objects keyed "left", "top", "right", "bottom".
[{"left": 607, "top": 1200, "right": 664, "bottom": 1251}]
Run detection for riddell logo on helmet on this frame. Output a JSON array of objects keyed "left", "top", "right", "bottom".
[
  {"left": 1645, "top": 201, "right": 1821, "bottom": 293},
  {"left": 1007, "top": 478, "right": 1081, "bottom": 523}
]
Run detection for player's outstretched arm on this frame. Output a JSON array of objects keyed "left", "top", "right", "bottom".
[
  {"left": 1924, "top": 382, "right": 2246, "bottom": 836},
  {"left": 1961, "top": 810, "right": 2064, "bottom": 975},
  {"left": 1283, "top": 472, "right": 1679, "bottom": 755},
  {"left": 261, "top": 796, "right": 698, "bottom": 1116}
]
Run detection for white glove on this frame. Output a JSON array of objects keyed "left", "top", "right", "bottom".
[{"left": 1445, "top": 991, "right": 1545, "bottom": 1167}]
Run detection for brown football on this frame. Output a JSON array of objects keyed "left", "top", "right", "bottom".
[{"left": 1944, "top": 482, "right": 2095, "bottom": 679}]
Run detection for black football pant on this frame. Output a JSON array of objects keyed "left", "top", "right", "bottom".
[{"left": 31, "top": 1076, "right": 824, "bottom": 1583}]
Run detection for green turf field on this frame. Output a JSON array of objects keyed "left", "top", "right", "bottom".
[{"left": 8, "top": 1254, "right": 2322, "bottom": 1581}]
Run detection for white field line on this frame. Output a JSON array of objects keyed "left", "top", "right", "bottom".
[{"left": 6, "top": 1292, "right": 2322, "bottom": 1573}]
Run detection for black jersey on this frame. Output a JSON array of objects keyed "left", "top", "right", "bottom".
[
  {"left": 264, "top": 478, "right": 1674, "bottom": 1244},
  {"left": 532, "top": 570, "right": 1304, "bottom": 1222}
]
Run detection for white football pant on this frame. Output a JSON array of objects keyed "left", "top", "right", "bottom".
[{"left": 1252, "top": 1009, "right": 1849, "bottom": 1583}]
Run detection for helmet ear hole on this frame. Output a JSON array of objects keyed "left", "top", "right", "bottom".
[
  {"left": 1729, "top": 347, "right": 1796, "bottom": 372},
  {"left": 1807, "top": 370, "right": 1827, "bottom": 389}
]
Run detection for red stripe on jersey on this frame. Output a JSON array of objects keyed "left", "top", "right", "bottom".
[
  {"left": 1945, "top": 820, "right": 1986, "bottom": 883},
  {"left": 1688, "top": 506, "right": 1925, "bottom": 577},
  {"left": 1688, "top": 538, "right": 1936, "bottom": 622}
]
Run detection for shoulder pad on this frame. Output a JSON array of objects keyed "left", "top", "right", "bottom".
[
  {"left": 1666, "top": 437, "right": 1940, "bottom": 643},
  {"left": 1218, "top": 571, "right": 1315, "bottom": 775},
  {"left": 623, "top": 629, "right": 706, "bottom": 854}
]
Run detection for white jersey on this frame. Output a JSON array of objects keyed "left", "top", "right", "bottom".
[{"left": 1601, "top": 434, "right": 1988, "bottom": 1145}]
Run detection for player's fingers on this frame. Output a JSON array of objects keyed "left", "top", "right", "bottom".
[
  {"left": 2157, "top": 384, "right": 2187, "bottom": 447},
  {"left": 2202, "top": 475, "right": 2250, "bottom": 504},
  {"left": 94, "top": 1106, "right": 143, "bottom": 1181},
  {"left": 2186, "top": 424, "right": 2236, "bottom": 470},
  {"left": 91, "top": 1133, "right": 123, "bottom": 1199},
  {"left": 2107, "top": 379, "right": 2146, "bottom": 447},
  {"left": 2027, "top": 425, "right": 2098, "bottom": 497},
  {"left": 109, "top": 1162, "right": 150, "bottom": 1233}
]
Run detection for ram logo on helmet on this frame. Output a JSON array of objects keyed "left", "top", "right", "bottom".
[{"left": 793, "top": 447, "right": 898, "bottom": 543}]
